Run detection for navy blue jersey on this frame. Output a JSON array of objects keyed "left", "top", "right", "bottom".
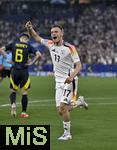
[{"left": 5, "top": 42, "right": 36, "bottom": 69}]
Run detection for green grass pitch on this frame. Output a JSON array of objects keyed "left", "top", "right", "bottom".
[{"left": 0, "top": 76, "right": 117, "bottom": 150}]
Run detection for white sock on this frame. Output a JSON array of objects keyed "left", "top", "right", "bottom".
[{"left": 63, "top": 121, "right": 71, "bottom": 134}]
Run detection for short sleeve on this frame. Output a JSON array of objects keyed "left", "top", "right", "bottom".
[
  {"left": 69, "top": 45, "right": 80, "bottom": 63},
  {"left": 40, "top": 38, "right": 53, "bottom": 48}
]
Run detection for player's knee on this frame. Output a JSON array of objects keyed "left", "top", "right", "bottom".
[
  {"left": 58, "top": 109, "right": 62, "bottom": 116},
  {"left": 57, "top": 107, "right": 62, "bottom": 116},
  {"left": 59, "top": 104, "right": 67, "bottom": 115},
  {"left": 10, "top": 89, "right": 16, "bottom": 93},
  {"left": 22, "top": 90, "right": 28, "bottom": 95}
]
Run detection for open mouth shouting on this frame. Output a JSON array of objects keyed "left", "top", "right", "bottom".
[{"left": 52, "top": 36, "right": 57, "bottom": 40}]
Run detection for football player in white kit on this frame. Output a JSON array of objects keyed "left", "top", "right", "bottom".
[{"left": 25, "top": 21, "right": 88, "bottom": 140}]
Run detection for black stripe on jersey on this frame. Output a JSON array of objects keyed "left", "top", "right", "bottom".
[
  {"left": 63, "top": 42, "right": 73, "bottom": 51},
  {"left": 68, "top": 69, "right": 70, "bottom": 76},
  {"left": 72, "top": 79, "right": 76, "bottom": 95}
]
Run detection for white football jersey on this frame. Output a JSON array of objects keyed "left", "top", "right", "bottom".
[{"left": 41, "top": 38, "right": 80, "bottom": 82}]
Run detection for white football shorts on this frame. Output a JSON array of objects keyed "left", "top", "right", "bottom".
[{"left": 55, "top": 77, "right": 78, "bottom": 107}]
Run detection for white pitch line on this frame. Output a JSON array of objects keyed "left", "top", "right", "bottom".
[
  {"left": 0, "top": 96, "right": 116, "bottom": 107},
  {"left": 27, "top": 102, "right": 117, "bottom": 107},
  {"left": 0, "top": 99, "right": 52, "bottom": 107},
  {"left": 31, "top": 97, "right": 117, "bottom": 101},
  {"left": 89, "top": 102, "right": 117, "bottom": 105},
  {"left": 86, "top": 97, "right": 117, "bottom": 100},
  {"left": 0, "top": 97, "right": 117, "bottom": 107}
]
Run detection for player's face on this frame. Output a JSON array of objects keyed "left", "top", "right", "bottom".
[
  {"left": 24, "top": 36, "right": 29, "bottom": 43},
  {"left": 51, "top": 27, "right": 63, "bottom": 44},
  {"left": 20, "top": 36, "right": 29, "bottom": 43}
]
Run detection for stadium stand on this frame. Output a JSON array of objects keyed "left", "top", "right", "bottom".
[{"left": 0, "top": 0, "right": 117, "bottom": 75}]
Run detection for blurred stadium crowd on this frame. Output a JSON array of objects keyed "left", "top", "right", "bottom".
[{"left": 0, "top": 0, "right": 117, "bottom": 73}]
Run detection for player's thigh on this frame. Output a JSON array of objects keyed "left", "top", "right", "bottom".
[
  {"left": 1, "top": 69, "right": 10, "bottom": 78},
  {"left": 1, "top": 70, "right": 6, "bottom": 78},
  {"left": 61, "top": 83, "right": 73, "bottom": 105},
  {"left": 6, "top": 70, "right": 11, "bottom": 78},
  {"left": 56, "top": 83, "right": 73, "bottom": 106},
  {"left": 55, "top": 86, "right": 63, "bottom": 107},
  {"left": 10, "top": 69, "right": 20, "bottom": 90},
  {"left": 20, "top": 69, "right": 30, "bottom": 91}
]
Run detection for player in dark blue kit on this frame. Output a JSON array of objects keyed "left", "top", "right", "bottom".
[
  {"left": 0, "top": 52, "right": 12, "bottom": 86},
  {"left": 0, "top": 33, "right": 41, "bottom": 118}
]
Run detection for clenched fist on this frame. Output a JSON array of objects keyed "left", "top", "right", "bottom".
[{"left": 25, "top": 21, "right": 33, "bottom": 29}]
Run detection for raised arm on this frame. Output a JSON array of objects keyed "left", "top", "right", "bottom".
[{"left": 25, "top": 21, "right": 42, "bottom": 43}]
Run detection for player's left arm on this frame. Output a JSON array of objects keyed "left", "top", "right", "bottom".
[
  {"left": 26, "top": 51, "right": 41, "bottom": 66},
  {"left": 69, "top": 61, "right": 82, "bottom": 79},
  {"left": 65, "top": 45, "right": 82, "bottom": 84},
  {"left": 64, "top": 61, "right": 82, "bottom": 84}
]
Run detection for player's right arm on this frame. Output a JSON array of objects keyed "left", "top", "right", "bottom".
[
  {"left": 25, "top": 21, "right": 53, "bottom": 48},
  {"left": 0, "top": 43, "right": 13, "bottom": 58},
  {"left": 25, "top": 21, "right": 41, "bottom": 43},
  {"left": 0, "top": 47, "right": 7, "bottom": 58}
]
